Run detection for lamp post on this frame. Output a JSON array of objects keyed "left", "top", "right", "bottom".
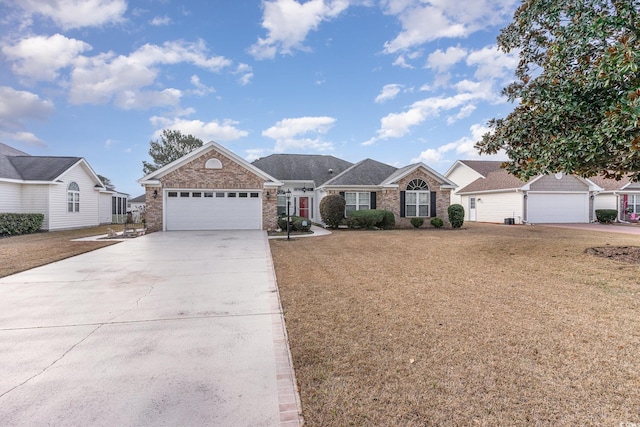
[{"left": 285, "top": 189, "right": 292, "bottom": 240}]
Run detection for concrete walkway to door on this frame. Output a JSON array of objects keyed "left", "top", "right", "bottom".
[{"left": 0, "top": 230, "right": 303, "bottom": 426}]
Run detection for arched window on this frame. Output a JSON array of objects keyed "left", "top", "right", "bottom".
[
  {"left": 205, "top": 158, "right": 222, "bottom": 169},
  {"left": 405, "top": 179, "right": 430, "bottom": 217},
  {"left": 68, "top": 182, "right": 80, "bottom": 212}
]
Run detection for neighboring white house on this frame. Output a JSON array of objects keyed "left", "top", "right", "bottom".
[
  {"left": 589, "top": 175, "right": 640, "bottom": 222},
  {"left": 0, "top": 142, "right": 124, "bottom": 230},
  {"left": 445, "top": 160, "right": 603, "bottom": 224},
  {"left": 127, "top": 194, "right": 146, "bottom": 222}
]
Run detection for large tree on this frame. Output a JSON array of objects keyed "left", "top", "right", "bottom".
[
  {"left": 142, "top": 129, "right": 204, "bottom": 175},
  {"left": 477, "top": 0, "right": 640, "bottom": 181}
]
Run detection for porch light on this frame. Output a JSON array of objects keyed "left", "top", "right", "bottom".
[
  {"left": 153, "top": 190, "right": 158, "bottom": 199},
  {"left": 266, "top": 191, "right": 271, "bottom": 199}
]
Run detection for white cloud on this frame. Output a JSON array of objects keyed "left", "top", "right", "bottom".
[
  {"left": 446, "top": 104, "right": 476, "bottom": 124},
  {"left": 382, "top": 0, "right": 518, "bottom": 54},
  {"left": 189, "top": 75, "right": 216, "bottom": 96},
  {"left": 2, "top": 34, "right": 92, "bottom": 82},
  {"left": 262, "top": 116, "right": 336, "bottom": 152},
  {"left": 249, "top": 0, "right": 350, "bottom": 59},
  {"left": 150, "top": 16, "right": 172, "bottom": 26},
  {"left": 375, "top": 84, "right": 403, "bottom": 103},
  {"left": 411, "top": 123, "right": 506, "bottom": 164},
  {"left": 234, "top": 63, "right": 254, "bottom": 86},
  {"left": 17, "top": 0, "right": 127, "bottom": 30},
  {"left": 365, "top": 90, "right": 489, "bottom": 145},
  {"left": 0, "top": 86, "right": 54, "bottom": 146},
  {"left": 466, "top": 45, "right": 519, "bottom": 81},
  {"left": 150, "top": 116, "right": 249, "bottom": 142},
  {"left": 68, "top": 40, "right": 232, "bottom": 108},
  {"left": 245, "top": 148, "right": 270, "bottom": 162},
  {"left": 426, "top": 45, "right": 468, "bottom": 73}
]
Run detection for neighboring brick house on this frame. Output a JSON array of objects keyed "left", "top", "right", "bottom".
[{"left": 138, "top": 140, "right": 456, "bottom": 231}]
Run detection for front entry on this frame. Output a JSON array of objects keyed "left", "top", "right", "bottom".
[
  {"left": 299, "top": 197, "right": 309, "bottom": 218},
  {"left": 469, "top": 197, "right": 477, "bottom": 221}
]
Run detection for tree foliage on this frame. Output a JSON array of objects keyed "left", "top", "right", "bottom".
[
  {"left": 142, "top": 129, "right": 204, "bottom": 175},
  {"left": 97, "top": 174, "right": 114, "bottom": 190},
  {"left": 477, "top": 0, "right": 640, "bottom": 181}
]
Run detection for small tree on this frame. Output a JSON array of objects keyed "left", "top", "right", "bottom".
[
  {"left": 320, "top": 194, "right": 346, "bottom": 229},
  {"left": 142, "top": 129, "right": 204, "bottom": 175},
  {"left": 448, "top": 204, "right": 465, "bottom": 228}
]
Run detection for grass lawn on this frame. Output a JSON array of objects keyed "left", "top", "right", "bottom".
[
  {"left": 270, "top": 223, "right": 640, "bottom": 426},
  {"left": 0, "top": 225, "right": 123, "bottom": 278}
]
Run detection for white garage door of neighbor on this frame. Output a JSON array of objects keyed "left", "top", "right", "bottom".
[
  {"left": 527, "top": 193, "right": 589, "bottom": 223},
  {"left": 165, "top": 190, "right": 262, "bottom": 230}
]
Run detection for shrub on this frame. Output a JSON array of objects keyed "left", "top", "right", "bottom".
[
  {"left": 380, "top": 210, "right": 395, "bottom": 229},
  {"left": 293, "top": 216, "right": 312, "bottom": 232},
  {"left": 448, "top": 204, "right": 465, "bottom": 228},
  {"left": 0, "top": 213, "right": 44, "bottom": 236},
  {"left": 430, "top": 217, "right": 444, "bottom": 228},
  {"left": 320, "top": 194, "right": 346, "bottom": 228},
  {"left": 347, "top": 209, "right": 384, "bottom": 229},
  {"left": 410, "top": 217, "right": 424, "bottom": 228},
  {"left": 595, "top": 209, "right": 617, "bottom": 223},
  {"left": 278, "top": 215, "right": 311, "bottom": 232}
]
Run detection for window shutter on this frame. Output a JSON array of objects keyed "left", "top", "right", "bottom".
[
  {"left": 430, "top": 191, "right": 437, "bottom": 217},
  {"left": 370, "top": 192, "right": 377, "bottom": 209},
  {"left": 339, "top": 191, "right": 345, "bottom": 199},
  {"left": 400, "top": 191, "right": 406, "bottom": 217}
]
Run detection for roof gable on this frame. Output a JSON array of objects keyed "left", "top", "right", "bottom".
[
  {"left": 457, "top": 167, "right": 525, "bottom": 193},
  {"left": 322, "top": 158, "right": 397, "bottom": 186},
  {"left": 140, "top": 141, "right": 281, "bottom": 185},
  {"left": 381, "top": 163, "right": 456, "bottom": 188},
  {"left": 251, "top": 154, "right": 352, "bottom": 186}
]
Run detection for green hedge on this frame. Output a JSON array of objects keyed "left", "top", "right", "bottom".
[
  {"left": 0, "top": 213, "right": 44, "bottom": 236},
  {"left": 595, "top": 209, "right": 617, "bottom": 223},
  {"left": 346, "top": 209, "right": 395, "bottom": 229},
  {"left": 278, "top": 215, "right": 312, "bottom": 232}
]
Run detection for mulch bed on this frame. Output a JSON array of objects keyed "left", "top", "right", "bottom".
[{"left": 585, "top": 246, "right": 640, "bottom": 264}]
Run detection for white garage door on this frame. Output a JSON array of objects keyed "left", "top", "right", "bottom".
[
  {"left": 527, "top": 193, "right": 589, "bottom": 223},
  {"left": 165, "top": 190, "right": 262, "bottom": 230}
]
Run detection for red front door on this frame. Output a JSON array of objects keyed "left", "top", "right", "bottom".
[{"left": 299, "top": 197, "right": 309, "bottom": 218}]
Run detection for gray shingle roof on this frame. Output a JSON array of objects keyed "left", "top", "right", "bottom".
[
  {"left": 0, "top": 142, "right": 82, "bottom": 182},
  {"left": 459, "top": 160, "right": 505, "bottom": 177},
  {"left": 129, "top": 194, "right": 146, "bottom": 203},
  {"left": 587, "top": 174, "right": 632, "bottom": 191},
  {"left": 323, "top": 158, "right": 397, "bottom": 186},
  {"left": 252, "top": 154, "right": 353, "bottom": 186},
  {"left": 8, "top": 156, "right": 82, "bottom": 181},
  {"left": 457, "top": 161, "right": 525, "bottom": 193}
]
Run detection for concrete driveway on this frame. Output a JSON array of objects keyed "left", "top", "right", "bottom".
[{"left": 0, "top": 231, "right": 302, "bottom": 426}]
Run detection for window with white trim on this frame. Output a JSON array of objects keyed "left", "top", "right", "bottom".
[
  {"left": 67, "top": 182, "right": 80, "bottom": 212},
  {"left": 345, "top": 192, "right": 370, "bottom": 214},
  {"left": 628, "top": 195, "right": 640, "bottom": 214},
  {"left": 405, "top": 179, "right": 430, "bottom": 217}
]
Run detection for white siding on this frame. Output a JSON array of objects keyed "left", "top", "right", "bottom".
[
  {"left": 446, "top": 164, "right": 482, "bottom": 205},
  {"left": 49, "top": 165, "right": 101, "bottom": 230},
  {"left": 0, "top": 182, "right": 22, "bottom": 212},
  {"left": 594, "top": 193, "right": 616, "bottom": 211},
  {"left": 22, "top": 185, "right": 50, "bottom": 230},
  {"left": 469, "top": 192, "right": 524, "bottom": 224},
  {"left": 99, "top": 193, "right": 113, "bottom": 224}
]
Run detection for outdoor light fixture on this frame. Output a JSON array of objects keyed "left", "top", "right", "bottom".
[
  {"left": 266, "top": 191, "right": 271, "bottom": 199},
  {"left": 301, "top": 186, "right": 307, "bottom": 193},
  {"left": 153, "top": 190, "right": 158, "bottom": 199}
]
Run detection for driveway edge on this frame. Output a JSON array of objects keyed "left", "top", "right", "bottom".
[{"left": 263, "top": 232, "right": 305, "bottom": 427}]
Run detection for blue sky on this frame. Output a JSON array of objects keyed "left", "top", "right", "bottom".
[{"left": 0, "top": 0, "right": 519, "bottom": 196}]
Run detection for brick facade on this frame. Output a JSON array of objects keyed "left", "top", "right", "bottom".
[
  {"left": 144, "top": 148, "right": 279, "bottom": 232},
  {"left": 326, "top": 167, "right": 452, "bottom": 228}
]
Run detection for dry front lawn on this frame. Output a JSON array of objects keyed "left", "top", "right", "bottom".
[
  {"left": 270, "top": 224, "right": 640, "bottom": 426},
  {"left": 0, "top": 225, "right": 122, "bottom": 278}
]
